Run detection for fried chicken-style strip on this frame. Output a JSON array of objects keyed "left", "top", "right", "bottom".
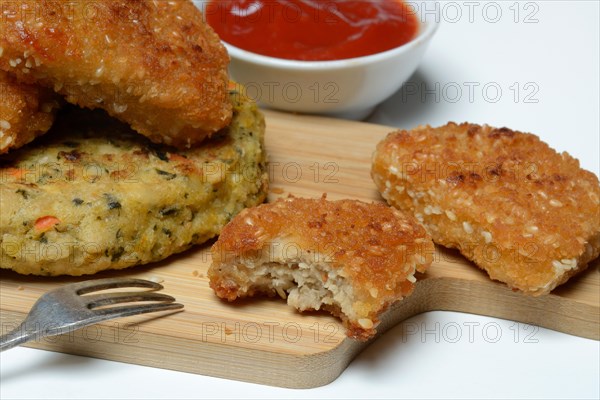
[
  {"left": 0, "top": 71, "right": 61, "bottom": 154},
  {"left": 0, "top": 0, "right": 231, "bottom": 148},
  {"left": 372, "top": 122, "right": 600, "bottom": 295}
]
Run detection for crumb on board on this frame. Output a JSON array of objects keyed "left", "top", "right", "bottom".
[
  {"left": 17, "top": 285, "right": 24, "bottom": 291},
  {"left": 192, "top": 270, "right": 199, "bottom": 277},
  {"left": 271, "top": 187, "right": 285, "bottom": 194}
]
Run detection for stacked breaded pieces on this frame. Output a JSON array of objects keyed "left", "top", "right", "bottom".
[
  {"left": 0, "top": 71, "right": 61, "bottom": 154},
  {"left": 209, "top": 196, "right": 435, "bottom": 340},
  {"left": 372, "top": 122, "right": 600, "bottom": 295},
  {"left": 0, "top": 0, "right": 231, "bottom": 148},
  {"left": 1, "top": 1, "right": 272, "bottom": 278}
]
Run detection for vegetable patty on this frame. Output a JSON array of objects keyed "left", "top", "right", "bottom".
[{"left": 0, "top": 90, "right": 268, "bottom": 276}]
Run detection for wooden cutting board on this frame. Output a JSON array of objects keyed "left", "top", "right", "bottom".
[{"left": 1, "top": 109, "right": 598, "bottom": 389}]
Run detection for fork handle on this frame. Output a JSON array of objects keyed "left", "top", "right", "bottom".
[{"left": 0, "top": 323, "right": 40, "bottom": 352}]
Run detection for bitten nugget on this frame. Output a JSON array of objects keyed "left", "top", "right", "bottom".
[
  {"left": 0, "top": 71, "right": 61, "bottom": 154},
  {"left": 372, "top": 122, "right": 600, "bottom": 295},
  {"left": 0, "top": 0, "right": 231, "bottom": 148},
  {"left": 208, "top": 196, "right": 434, "bottom": 341}
]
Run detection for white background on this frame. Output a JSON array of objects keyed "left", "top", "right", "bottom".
[{"left": 1, "top": 1, "right": 599, "bottom": 399}]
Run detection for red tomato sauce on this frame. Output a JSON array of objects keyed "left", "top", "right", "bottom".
[{"left": 205, "top": 0, "right": 420, "bottom": 61}]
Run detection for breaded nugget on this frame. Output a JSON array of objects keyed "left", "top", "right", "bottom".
[
  {"left": 372, "top": 122, "right": 600, "bottom": 295},
  {"left": 208, "top": 196, "right": 434, "bottom": 340},
  {"left": 0, "top": 89, "right": 268, "bottom": 276},
  {"left": 0, "top": 71, "right": 61, "bottom": 154},
  {"left": 0, "top": 0, "right": 231, "bottom": 148}
]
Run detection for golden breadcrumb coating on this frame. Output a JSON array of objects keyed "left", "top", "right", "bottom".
[
  {"left": 0, "top": 0, "right": 231, "bottom": 148},
  {"left": 209, "top": 196, "right": 435, "bottom": 341},
  {"left": 372, "top": 122, "right": 600, "bottom": 295},
  {"left": 0, "top": 71, "right": 61, "bottom": 154}
]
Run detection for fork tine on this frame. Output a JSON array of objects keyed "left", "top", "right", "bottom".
[
  {"left": 0, "top": 279, "right": 184, "bottom": 352},
  {"left": 91, "top": 302, "right": 184, "bottom": 320},
  {"left": 71, "top": 278, "right": 164, "bottom": 295},
  {"left": 85, "top": 292, "right": 177, "bottom": 309}
]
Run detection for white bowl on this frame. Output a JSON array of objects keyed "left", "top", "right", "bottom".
[{"left": 196, "top": 2, "right": 439, "bottom": 120}]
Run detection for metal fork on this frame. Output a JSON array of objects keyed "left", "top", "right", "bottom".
[{"left": 0, "top": 278, "right": 184, "bottom": 352}]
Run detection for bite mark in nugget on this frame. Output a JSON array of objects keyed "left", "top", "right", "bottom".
[
  {"left": 208, "top": 196, "right": 434, "bottom": 341},
  {"left": 372, "top": 122, "right": 600, "bottom": 295},
  {"left": 0, "top": 0, "right": 231, "bottom": 148}
]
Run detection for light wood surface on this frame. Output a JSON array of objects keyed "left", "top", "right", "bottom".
[{"left": 1, "top": 109, "right": 598, "bottom": 389}]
